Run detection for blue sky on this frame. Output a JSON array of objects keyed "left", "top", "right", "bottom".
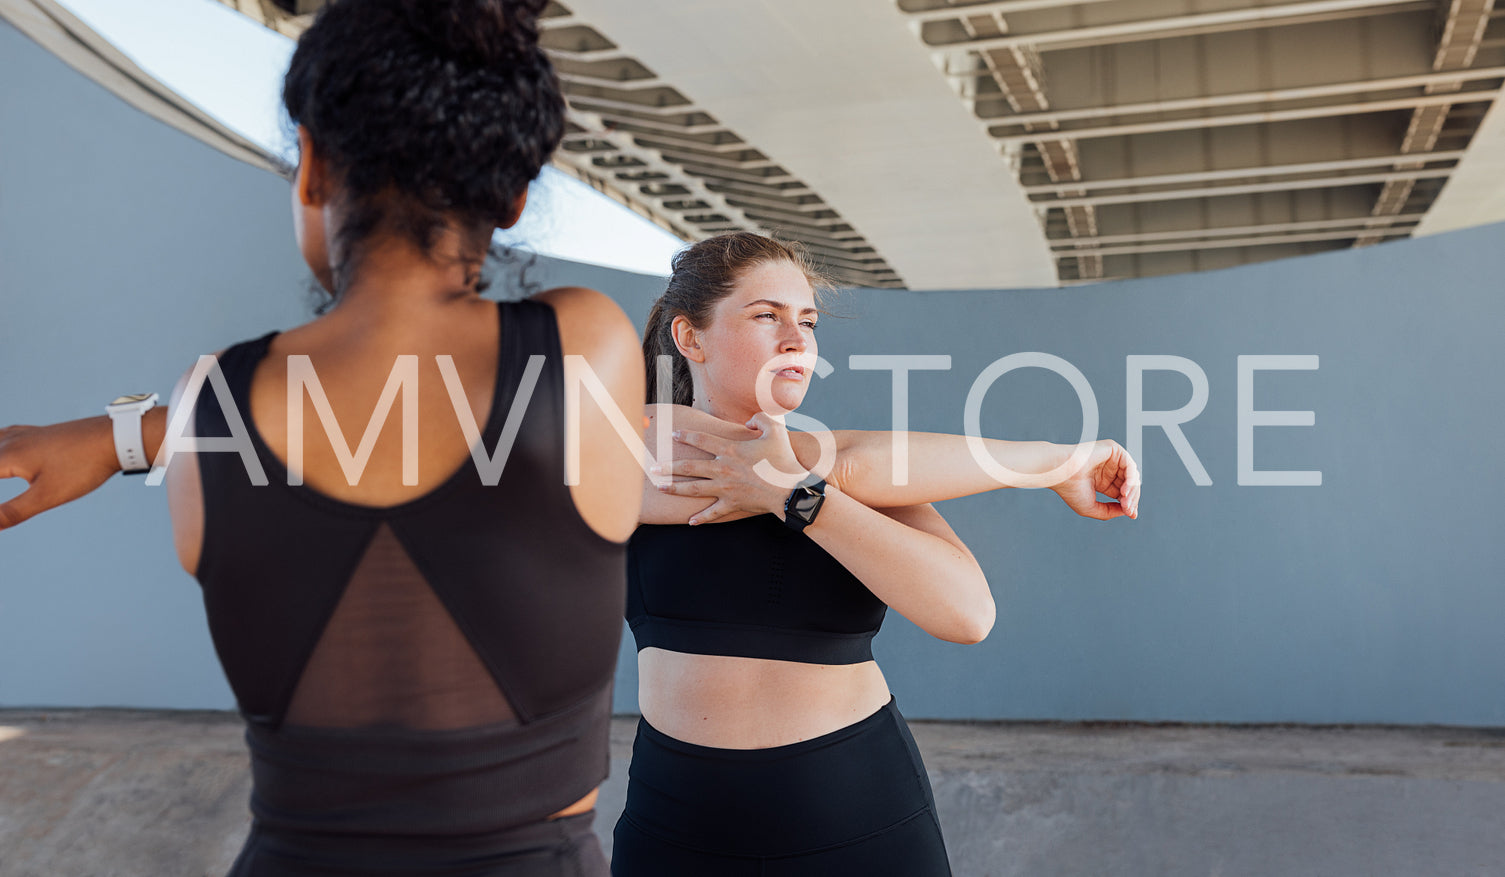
[{"left": 55, "top": 0, "right": 684, "bottom": 277}]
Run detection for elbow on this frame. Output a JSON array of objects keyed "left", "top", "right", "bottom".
[
  {"left": 951, "top": 605, "right": 995, "bottom": 645},
  {"left": 940, "top": 577, "right": 995, "bottom": 645}
]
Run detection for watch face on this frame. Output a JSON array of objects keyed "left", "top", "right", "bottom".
[
  {"left": 111, "top": 393, "right": 155, "bottom": 406},
  {"left": 791, "top": 488, "right": 823, "bottom": 521}
]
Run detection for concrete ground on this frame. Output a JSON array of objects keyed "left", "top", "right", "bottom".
[{"left": 2, "top": 710, "right": 1503, "bottom": 877}]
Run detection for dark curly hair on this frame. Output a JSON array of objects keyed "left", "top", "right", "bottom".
[{"left": 281, "top": 0, "right": 563, "bottom": 296}]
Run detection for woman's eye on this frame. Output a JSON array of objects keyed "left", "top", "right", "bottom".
[
  {"left": 755, "top": 313, "right": 776, "bottom": 320},
  {"left": 802, "top": 321, "right": 818, "bottom": 331}
]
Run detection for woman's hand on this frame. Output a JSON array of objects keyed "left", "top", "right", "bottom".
[
  {"left": 1048, "top": 439, "right": 1141, "bottom": 520},
  {"left": 0, "top": 417, "right": 123, "bottom": 530},
  {"left": 650, "top": 412, "right": 809, "bottom": 526}
]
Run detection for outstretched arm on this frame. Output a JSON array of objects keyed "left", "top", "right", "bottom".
[
  {"left": 642, "top": 403, "right": 1140, "bottom": 525},
  {"left": 0, "top": 407, "right": 168, "bottom": 530}
]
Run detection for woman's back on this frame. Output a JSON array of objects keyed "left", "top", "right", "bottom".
[
  {"left": 0, "top": 0, "right": 645, "bottom": 873},
  {"left": 167, "top": 288, "right": 641, "bottom": 874}
]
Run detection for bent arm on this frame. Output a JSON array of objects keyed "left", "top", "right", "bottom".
[
  {"left": 805, "top": 492, "right": 994, "bottom": 644},
  {"left": 642, "top": 410, "right": 993, "bottom": 643}
]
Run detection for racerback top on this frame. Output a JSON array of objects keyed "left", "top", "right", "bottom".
[{"left": 192, "top": 299, "right": 624, "bottom": 837}]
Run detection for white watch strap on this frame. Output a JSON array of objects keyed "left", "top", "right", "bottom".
[
  {"left": 112, "top": 409, "right": 150, "bottom": 472},
  {"left": 107, "top": 393, "right": 159, "bottom": 473}
]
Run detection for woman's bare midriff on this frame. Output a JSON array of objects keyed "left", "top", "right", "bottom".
[
  {"left": 637, "top": 647, "right": 892, "bottom": 749},
  {"left": 549, "top": 788, "right": 599, "bottom": 819}
]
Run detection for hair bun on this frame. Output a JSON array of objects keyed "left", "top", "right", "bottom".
[{"left": 399, "top": 0, "right": 548, "bottom": 68}]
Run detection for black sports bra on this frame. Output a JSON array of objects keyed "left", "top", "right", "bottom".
[{"left": 626, "top": 515, "right": 888, "bottom": 665}]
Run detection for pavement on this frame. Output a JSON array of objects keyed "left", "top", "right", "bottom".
[{"left": 2, "top": 709, "right": 1504, "bottom": 877}]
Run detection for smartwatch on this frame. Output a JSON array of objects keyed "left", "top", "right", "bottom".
[
  {"left": 106, "top": 392, "right": 159, "bottom": 475},
  {"left": 782, "top": 474, "right": 827, "bottom": 533}
]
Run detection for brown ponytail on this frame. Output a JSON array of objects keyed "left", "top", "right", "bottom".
[{"left": 644, "top": 232, "right": 831, "bottom": 405}]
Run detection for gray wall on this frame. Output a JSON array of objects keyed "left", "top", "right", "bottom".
[{"left": 3, "top": 20, "right": 1503, "bottom": 724}]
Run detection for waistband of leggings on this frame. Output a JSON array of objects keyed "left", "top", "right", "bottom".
[
  {"left": 621, "top": 696, "right": 936, "bottom": 857},
  {"left": 635, "top": 695, "right": 899, "bottom": 761}
]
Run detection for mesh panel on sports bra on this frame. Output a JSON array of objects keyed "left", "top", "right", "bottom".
[{"left": 283, "top": 523, "right": 519, "bottom": 731}]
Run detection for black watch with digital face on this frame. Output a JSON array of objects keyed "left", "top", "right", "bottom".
[{"left": 782, "top": 476, "right": 827, "bottom": 533}]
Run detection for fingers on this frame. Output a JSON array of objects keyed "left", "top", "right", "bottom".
[
  {"left": 651, "top": 459, "right": 718, "bottom": 480},
  {"left": 671, "top": 429, "right": 733, "bottom": 457},
  {"left": 1107, "top": 440, "right": 1141, "bottom": 519},
  {"left": 656, "top": 478, "right": 708, "bottom": 497},
  {"left": 0, "top": 486, "right": 43, "bottom": 531},
  {"left": 0, "top": 427, "right": 20, "bottom": 481},
  {"left": 1122, "top": 459, "right": 1142, "bottom": 519},
  {"left": 687, "top": 500, "right": 730, "bottom": 526},
  {"left": 744, "top": 412, "right": 786, "bottom": 435}
]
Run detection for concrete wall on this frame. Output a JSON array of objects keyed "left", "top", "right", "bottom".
[{"left": 4, "top": 19, "right": 1504, "bottom": 724}]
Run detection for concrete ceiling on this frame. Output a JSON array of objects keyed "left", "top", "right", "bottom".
[{"left": 219, "top": 0, "right": 1505, "bottom": 289}]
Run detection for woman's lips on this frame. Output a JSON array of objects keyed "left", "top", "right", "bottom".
[{"left": 775, "top": 367, "right": 805, "bottom": 379}]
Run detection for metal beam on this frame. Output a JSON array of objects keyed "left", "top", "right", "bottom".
[
  {"left": 565, "top": 101, "right": 724, "bottom": 133},
  {"left": 576, "top": 116, "right": 731, "bottom": 141},
  {"left": 1024, "top": 151, "right": 1466, "bottom": 195},
  {"left": 559, "top": 112, "right": 763, "bottom": 236},
  {"left": 975, "top": 67, "right": 1505, "bottom": 126},
  {"left": 559, "top": 78, "right": 695, "bottom": 112},
  {"left": 722, "top": 199, "right": 843, "bottom": 226},
  {"left": 1034, "top": 168, "right": 1455, "bottom": 208},
  {"left": 993, "top": 90, "right": 1501, "bottom": 144},
  {"left": 638, "top": 144, "right": 779, "bottom": 171},
  {"left": 1050, "top": 214, "right": 1426, "bottom": 249},
  {"left": 923, "top": 0, "right": 1430, "bottom": 52},
  {"left": 623, "top": 133, "right": 762, "bottom": 154},
  {"left": 1055, "top": 227, "right": 1412, "bottom": 259},
  {"left": 903, "top": 0, "right": 1119, "bottom": 24},
  {"left": 671, "top": 160, "right": 800, "bottom": 187},
  {"left": 561, "top": 93, "right": 707, "bottom": 118},
  {"left": 698, "top": 189, "right": 833, "bottom": 214}
]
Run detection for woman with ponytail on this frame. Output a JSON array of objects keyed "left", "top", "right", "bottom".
[
  {"left": 612, "top": 231, "right": 1140, "bottom": 875},
  {"left": 0, "top": 1, "right": 641, "bottom": 874}
]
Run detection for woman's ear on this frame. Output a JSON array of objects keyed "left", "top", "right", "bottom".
[
  {"left": 670, "top": 315, "right": 705, "bottom": 363},
  {"left": 295, "top": 126, "right": 330, "bottom": 208},
  {"left": 499, "top": 189, "right": 528, "bottom": 229}
]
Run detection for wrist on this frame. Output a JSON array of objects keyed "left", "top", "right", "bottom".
[
  {"left": 781, "top": 472, "right": 826, "bottom": 532},
  {"left": 85, "top": 414, "right": 125, "bottom": 473},
  {"left": 141, "top": 405, "right": 168, "bottom": 470},
  {"left": 1045, "top": 442, "right": 1081, "bottom": 490},
  {"left": 761, "top": 467, "right": 812, "bottom": 517}
]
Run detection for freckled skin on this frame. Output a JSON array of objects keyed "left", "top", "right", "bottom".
[{"left": 674, "top": 260, "right": 820, "bottom": 425}]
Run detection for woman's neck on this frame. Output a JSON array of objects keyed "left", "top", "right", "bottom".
[{"left": 325, "top": 227, "right": 488, "bottom": 317}]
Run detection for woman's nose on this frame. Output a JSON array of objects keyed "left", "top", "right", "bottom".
[{"left": 779, "top": 326, "right": 808, "bottom": 353}]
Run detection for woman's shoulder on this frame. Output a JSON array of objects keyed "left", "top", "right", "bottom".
[
  {"left": 528, "top": 286, "right": 639, "bottom": 360},
  {"left": 529, "top": 285, "right": 631, "bottom": 326}
]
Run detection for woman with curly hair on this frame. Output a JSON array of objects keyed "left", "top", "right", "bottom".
[{"left": 1, "top": 1, "right": 641, "bottom": 874}]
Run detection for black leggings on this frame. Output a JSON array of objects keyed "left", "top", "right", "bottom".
[{"left": 611, "top": 697, "right": 951, "bottom": 876}]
